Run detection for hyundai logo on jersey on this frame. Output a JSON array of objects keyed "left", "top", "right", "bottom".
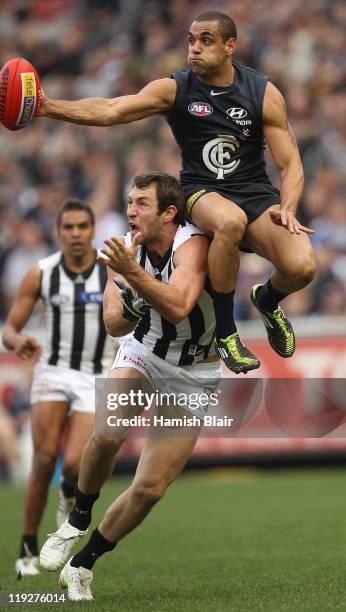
[{"left": 226, "top": 107, "right": 248, "bottom": 119}]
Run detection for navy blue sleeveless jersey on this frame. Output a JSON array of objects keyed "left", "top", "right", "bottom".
[{"left": 168, "top": 62, "right": 275, "bottom": 188}]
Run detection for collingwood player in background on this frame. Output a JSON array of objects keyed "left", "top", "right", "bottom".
[
  {"left": 40, "top": 172, "right": 221, "bottom": 602},
  {"left": 2, "top": 199, "right": 114, "bottom": 577},
  {"left": 36, "top": 11, "right": 316, "bottom": 375}
]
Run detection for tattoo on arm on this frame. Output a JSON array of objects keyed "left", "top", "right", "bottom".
[
  {"left": 286, "top": 119, "right": 298, "bottom": 148},
  {"left": 281, "top": 96, "right": 298, "bottom": 148}
]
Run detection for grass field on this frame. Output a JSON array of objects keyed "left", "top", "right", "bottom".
[{"left": 0, "top": 467, "right": 345, "bottom": 611}]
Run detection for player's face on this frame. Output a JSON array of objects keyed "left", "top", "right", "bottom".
[
  {"left": 58, "top": 210, "right": 94, "bottom": 258},
  {"left": 127, "top": 185, "right": 167, "bottom": 245},
  {"left": 188, "top": 21, "right": 235, "bottom": 77}
]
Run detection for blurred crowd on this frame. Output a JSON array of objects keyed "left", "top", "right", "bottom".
[{"left": 0, "top": 0, "right": 345, "bottom": 324}]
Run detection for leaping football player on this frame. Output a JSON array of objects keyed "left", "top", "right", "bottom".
[{"left": 34, "top": 11, "right": 316, "bottom": 374}]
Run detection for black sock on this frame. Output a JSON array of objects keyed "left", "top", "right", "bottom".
[
  {"left": 70, "top": 528, "right": 116, "bottom": 570},
  {"left": 256, "top": 279, "right": 288, "bottom": 312},
  {"left": 20, "top": 534, "right": 38, "bottom": 558},
  {"left": 69, "top": 487, "right": 100, "bottom": 531},
  {"left": 212, "top": 290, "right": 237, "bottom": 339},
  {"left": 61, "top": 478, "right": 75, "bottom": 499}
]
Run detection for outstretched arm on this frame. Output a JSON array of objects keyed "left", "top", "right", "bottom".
[
  {"left": 263, "top": 82, "right": 314, "bottom": 235},
  {"left": 2, "top": 266, "right": 42, "bottom": 359},
  {"left": 36, "top": 78, "right": 176, "bottom": 126}
]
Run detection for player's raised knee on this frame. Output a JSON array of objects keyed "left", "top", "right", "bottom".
[
  {"left": 214, "top": 213, "right": 247, "bottom": 242},
  {"left": 291, "top": 253, "right": 316, "bottom": 285}
]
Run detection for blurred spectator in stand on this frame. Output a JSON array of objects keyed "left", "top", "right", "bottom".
[
  {"left": 1, "top": 218, "right": 51, "bottom": 315},
  {"left": 0, "top": 0, "right": 344, "bottom": 324}
]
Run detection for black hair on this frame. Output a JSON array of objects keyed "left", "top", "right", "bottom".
[
  {"left": 56, "top": 198, "right": 95, "bottom": 228},
  {"left": 195, "top": 11, "right": 237, "bottom": 42}
]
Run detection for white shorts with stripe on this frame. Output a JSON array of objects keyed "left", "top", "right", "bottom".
[
  {"left": 112, "top": 337, "right": 221, "bottom": 420},
  {"left": 30, "top": 363, "right": 104, "bottom": 413}
]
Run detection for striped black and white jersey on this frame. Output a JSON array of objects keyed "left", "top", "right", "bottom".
[
  {"left": 124, "top": 223, "right": 216, "bottom": 366},
  {"left": 38, "top": 251, "right": 114, "bottom": 374}
]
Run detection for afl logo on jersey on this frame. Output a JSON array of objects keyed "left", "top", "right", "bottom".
[{"left": 188, "top": 102, "right": 213, "bottom": 117}]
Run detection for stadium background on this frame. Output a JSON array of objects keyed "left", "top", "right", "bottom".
[
  {"left": 0, "top": 0, "right": 345, "bottom": 476},
  {"left": 0, "top": 2, "right": 345, "bottom": 610}
]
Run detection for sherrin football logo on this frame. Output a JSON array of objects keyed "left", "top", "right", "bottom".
[
  {"left": 0, "top": 67, "right": 9, "bottom": 120},
  {"left": 16, "top": 72, "right": 36, "bottom": 127},
  {"left": 188, "top": 102, "right": 213, "bottom": 117}
]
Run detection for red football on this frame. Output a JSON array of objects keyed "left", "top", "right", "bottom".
[{"left": 0, "top": 57, "right": 41, "bottom": 131}]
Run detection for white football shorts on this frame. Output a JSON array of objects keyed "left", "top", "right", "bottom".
[
  {"left": 30, "top": 363, "right": 102, "bottom": 413},
  {"left": 112, "top": 337, "right": 221, "bottom": 419}
]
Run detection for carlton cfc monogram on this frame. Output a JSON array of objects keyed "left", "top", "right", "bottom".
[{"left": 202, "top": 134, "right": 240, "bottom": 179}]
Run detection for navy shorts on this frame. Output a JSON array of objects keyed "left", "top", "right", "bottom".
[{"left": 183, "top": 181, "right": 280, "bottom": 224}]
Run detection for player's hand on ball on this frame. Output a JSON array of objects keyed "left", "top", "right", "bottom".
[
  {"left": 35, "top": 86, "right": 47, "bottom": 117},
  {"left": 269, "top": 208, "right": 315, "bottom": 235},
  {"left": 0, "top": 57, "right": 41, "bottom": 131},
  {"left": 14, "top": 335, "right": 41, "bottom": 360}
]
